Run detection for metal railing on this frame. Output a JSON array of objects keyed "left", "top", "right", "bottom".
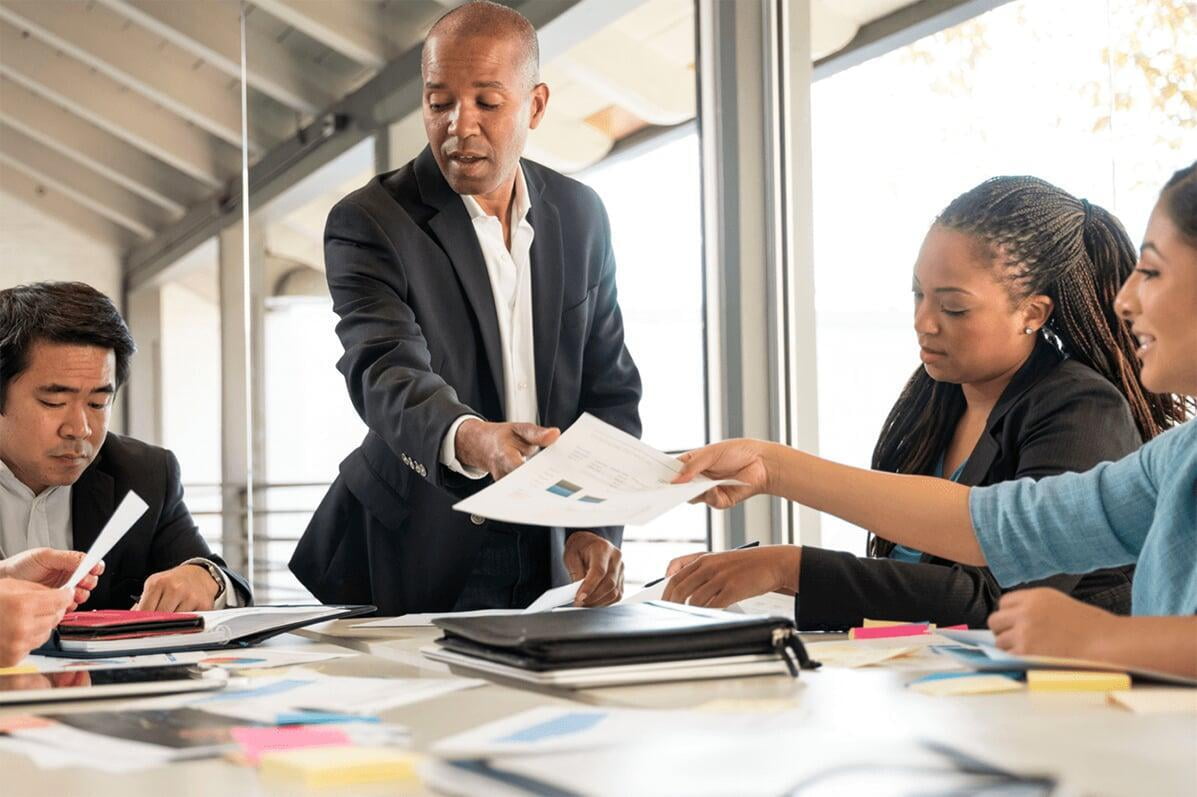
[{"left": 183, "top": 480, "right": 708, "bottom": 604}]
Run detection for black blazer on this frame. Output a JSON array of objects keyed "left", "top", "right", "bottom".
[
  {"left": 797, "top": 340, "right": 1139, "bottom": 630},
  {"left": 72, "top": 433, "right": 252, "bottom": 610},
  {"left": 289, "top": 147, "right": 642, "bottom": 615}
]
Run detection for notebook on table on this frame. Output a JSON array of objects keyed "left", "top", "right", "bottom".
[
  {"left": 38, "top": 605, "right": 375, "bottom": 658},
  {"left": 423, "top": 601, "right": 819, "bottom": 688}
]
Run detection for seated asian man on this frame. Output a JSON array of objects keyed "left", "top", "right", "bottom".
[{"left": 0, "top": 281, "right": 251, "bottom": 611}]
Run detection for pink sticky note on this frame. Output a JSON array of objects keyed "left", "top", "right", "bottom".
[
  {"left": 940, "top": 624, "right": 968, "bottom": 631},
  {"left": 849, "top": 623, "right": 931, "bottom": 640},
  {"left": 231, "top": 725, "right": 351, "bottom": 765}
]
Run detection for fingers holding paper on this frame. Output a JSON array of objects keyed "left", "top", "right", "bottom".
[
  {"left": 456, "top": 419, "right": 562, "bottom": 481},
  {"left": 661, "top": 546, "right": 799, "bottom": 608},
  {"left": 0, "top": 578, "right": 73, "bottom": 666},
  {"left": 0, "top": 548, "right": 104, "bottom": 611},
  {"left": 563, "top": 531, "right": 624, "bottom": 607},
  {"left": 672, "top": 440, "right": 776, "bottom": 509}
]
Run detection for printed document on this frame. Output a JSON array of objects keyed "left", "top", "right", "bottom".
[{"left": 453, "top": 414, "right": 739, "bottom": 527}]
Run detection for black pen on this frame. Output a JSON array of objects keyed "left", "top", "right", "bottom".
[{"left": 642, "top": 540, "right": 761, "bottom": 588}]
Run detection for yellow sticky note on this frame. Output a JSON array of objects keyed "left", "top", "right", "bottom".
[
  {"left": 862, "top": 618, "right": 911, "bottom": 628},
  {"left": 1027, "top": 670, "right": 1131, "bottom": 692},
  {"left": 259, "top": 746, "right": 420, "bottom": 788},
  {"left": 0, "top": 666, "right": 39, "bottom": 676}
]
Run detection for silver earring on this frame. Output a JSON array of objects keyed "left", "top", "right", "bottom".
[{"left": 1024, "top": 327, "right": 1035, "bottom": 335}]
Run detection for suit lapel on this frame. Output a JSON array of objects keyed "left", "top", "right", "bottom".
[
  {"left": 71, "top": 455, "right": 114, "bottom": 553},
  {"left": 526, "top": 171, "right": 564, "bottom": 424},
  {"left": 416, "top": 147, "right": 506, "bottom": 404},
  {"left": 959, "top": 339, "right": 1062, "bottom": 485}
]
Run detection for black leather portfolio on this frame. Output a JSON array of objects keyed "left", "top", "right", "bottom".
[{"left": 432, "top": 602, "right": 820, "bottom": 676}]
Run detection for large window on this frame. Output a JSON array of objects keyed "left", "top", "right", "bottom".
[
  {"left": 810, "top": 0, "right": 1194, "bottom": 554},
  {"left": 580, "top": 129, "right": 708, "bottom": 585}
]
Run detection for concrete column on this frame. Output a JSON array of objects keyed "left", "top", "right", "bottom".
[{"left": 217, "top": 221, "right": 267, "bottom": 583}]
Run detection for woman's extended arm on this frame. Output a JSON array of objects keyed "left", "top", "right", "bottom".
[{"left": 674, "top": 439, "right": 984, "bottom": 564}]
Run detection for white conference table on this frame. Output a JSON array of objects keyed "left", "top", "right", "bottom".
[{"left": 1, "top": 619, "right": 1194, "bottom": 796}]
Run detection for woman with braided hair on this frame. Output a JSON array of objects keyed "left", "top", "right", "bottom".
[
  {"left": 665, "top": 175, "right": 1176, "bottom": 630},
  {"left": 666, "top": 163, "right": 1197, "bottom": 678}
]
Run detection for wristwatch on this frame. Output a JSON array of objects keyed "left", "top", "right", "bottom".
[{"left": 188, "top": 559, "right": 226, "bottom": 601}]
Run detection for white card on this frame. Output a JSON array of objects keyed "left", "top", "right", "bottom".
[
  {"left": 523, "top": 580, "right": 582, "bottom": 613},
  {"left": 62, "top": 491, "right": 148, "bottom": 591}
]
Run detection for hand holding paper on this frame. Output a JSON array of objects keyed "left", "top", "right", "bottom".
[
  {"left": 62, "top": 491, "right": 148, "bottom": 592},
  {"left": 453, "top": 414, "right": 742, "bottom": 527}
]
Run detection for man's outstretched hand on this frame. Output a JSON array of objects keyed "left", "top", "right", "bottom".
[{"left": 455, "top": 419, "right": 560, "bottom": 481}]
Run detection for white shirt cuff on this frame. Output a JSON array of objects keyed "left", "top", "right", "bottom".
[
  {"left": 441, "top": 415, "right": 488, "bottom": 479},
  {"left": 184, "top": 557, "right": 241, "bottom": 609}
]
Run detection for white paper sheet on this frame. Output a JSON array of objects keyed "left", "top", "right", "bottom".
[
  {"left": 62, "top": 490, "right": 148, "bottom": 591},
  {"left": 453, "top": 414, "right": 740, "bottom": 527},
  {"left": 191, "top": 672, "right": 485, "bottom": 722},
  {"left": 618, "top": 579, "right": 668, "bottom": 604},
  {"left": 523, "top": 580, "right": 581, "bottom": 613},
  {"left": 361, "top": 582, "right": 585, "bottom": 628},
  {"left": 14, "top": 648, "right": 351, "bottom": 673}
]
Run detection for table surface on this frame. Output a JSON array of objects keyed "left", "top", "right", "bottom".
[{"left": 1, "top": 618, "right": 1194, "bottom": 796}]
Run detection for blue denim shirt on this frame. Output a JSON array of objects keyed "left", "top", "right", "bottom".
[{"left": 970, "top": 420, "right": 1197, "bottom": 616}]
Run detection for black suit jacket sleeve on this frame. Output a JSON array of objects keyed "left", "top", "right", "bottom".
[
  {"left": 325, "top": 198, "right": 477, "bottom": 491},
  {"left": 795, "top": 373, "right": 1141, "bottom": 631},
  {"left": 150, "top": 451, "right": 253, "bottom": 605},
  {"left": 566, "top": 201, "right": 643, "bottom": 542}
]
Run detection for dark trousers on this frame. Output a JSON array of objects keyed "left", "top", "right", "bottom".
[{"left": 452, "top": 525, "right": 551, "bottom": 611}]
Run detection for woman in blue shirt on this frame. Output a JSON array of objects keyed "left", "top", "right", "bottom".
[{"left": 666, "top": 163, "right": 1197, "bottom": 678}]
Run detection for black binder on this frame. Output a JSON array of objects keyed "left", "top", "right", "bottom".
[{"left": 432, "top": 602, "right": 820, "bottom": 676}]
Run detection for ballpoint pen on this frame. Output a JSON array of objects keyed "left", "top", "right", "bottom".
[{"left": 641, "top": 540, "right": 761, "bottom": 588}]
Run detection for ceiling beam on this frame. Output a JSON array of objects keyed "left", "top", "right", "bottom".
[
  {"left": 0, "top": 78, "right": 200, "bottom": 215},
  {"left": 525, "top": 112, "right": 613, "bottom": 173},
  {"left": 95, "top": 0, "right": 337, "bottom": 116},
  {"left": 0, "top": 22, "right": 237, "bottom": 186},
  {"left": 0, "top": 124, "right": 164, "bottom": 239},
  {"left": 126, "top": 0, "right": 648, "bottom": 289},
  {"left": 0, "top": 163, "right": 140, "bottom": 252},
  {"left": 813, "top": 0, "right": 1010, "bottom": 80},
  {"left": 248, "top": 0, "right": 396, "bottom": 68},
  {"left": 555, "top": 29, "right": 695, "bottom": 125},
  {"left": 0, "top": 22, "right": 236, "bottom": 188},
  {"left": 0, "top": 1, "right": 257, "bottom": 151}
]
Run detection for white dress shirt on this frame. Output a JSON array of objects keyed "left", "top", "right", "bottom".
[
  {"left": 0, "top": 457, "right": 237, "bottom": 608},
  {"left": 440, "top": 165, "right": 540, "bottom": 478}
]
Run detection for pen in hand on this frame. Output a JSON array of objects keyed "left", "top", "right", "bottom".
[{"left": 642, "top": 540, "right": 761, "bottom": 588}]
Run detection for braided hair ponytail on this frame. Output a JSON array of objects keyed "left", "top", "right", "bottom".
[{"left": 868, "top": 176, "right": 1187, "bottom": 557}]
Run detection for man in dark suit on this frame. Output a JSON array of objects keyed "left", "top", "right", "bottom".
[
  {"left": 0, "top": 282, "right": 251, "bottom": 611},
  {"left": 290, "top": 1, "right": 642, "bottom": 615}
]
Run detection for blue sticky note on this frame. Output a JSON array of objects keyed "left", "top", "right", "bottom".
[{"left": 276, "top": 711, "right": 380, "bottom": 726}]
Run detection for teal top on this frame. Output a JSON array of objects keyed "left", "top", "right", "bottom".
[
  {"left": 890, "top": 454, "right": 966, "bottom": 563},
  {"left": 969, "top": 420, "right": 1197, "bottom": 616}
]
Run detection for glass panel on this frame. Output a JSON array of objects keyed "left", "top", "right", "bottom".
[{"left": 809, "top": 0, "right": 1193, "bottom": 554}]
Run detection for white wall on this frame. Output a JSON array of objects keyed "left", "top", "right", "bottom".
[{"left": 0, "top": 192, "right": 123, "bottom": 304}]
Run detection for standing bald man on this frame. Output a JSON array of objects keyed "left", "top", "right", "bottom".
[{"left": 291, "top": 1, "right": 642, "bottom": 615}]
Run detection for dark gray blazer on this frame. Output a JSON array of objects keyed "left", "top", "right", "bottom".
[
  {"left": 797, "top": 340, "right": 1139, "bottom": 630},
  {"left": 72, "top": 433, "right": 252, "bottom": 610},
  {"left": 290, "top": 147, "right": 642, "bottom": 615}
]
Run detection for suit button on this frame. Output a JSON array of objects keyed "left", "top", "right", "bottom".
[{"left": 470, "top": 514, "right": 485, "bottom": 526}]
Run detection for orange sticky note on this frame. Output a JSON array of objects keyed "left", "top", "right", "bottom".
[{"left": 1027, "top": 670, "right": 1131, "bottom": 692}]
